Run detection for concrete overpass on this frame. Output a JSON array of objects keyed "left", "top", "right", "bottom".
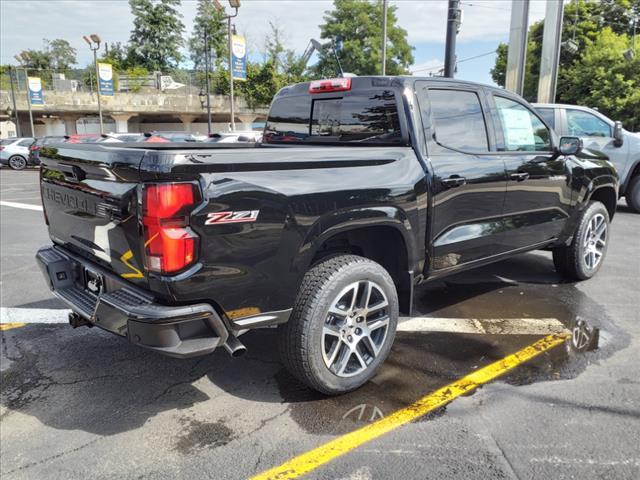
[{"left": 0, "top": 90, "right": 269, "bottom": 137}]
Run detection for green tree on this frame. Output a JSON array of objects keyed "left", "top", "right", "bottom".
[
  {"left": 46, "top": 39, "right": 77, "bottom": 71},
  {"left": 312, "top": 0, "right": 414, "bottom": 77},
  {"left": 561, "top": 28, "right": 639, "bottom": 129},
  {"left": 189, "top": 0, "right": 227, "bottom": 71},
  {"left": 127, "top": 0, "right": 185, "bottom": 72},
  {"left": 101, "top": 42, "right": 129, "bottom": 71}
]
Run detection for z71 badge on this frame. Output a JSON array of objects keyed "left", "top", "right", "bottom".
[{"left": 205, "top": 210, "right": 260, "bottom": 225}]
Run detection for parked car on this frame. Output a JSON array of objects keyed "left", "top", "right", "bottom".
[
  {"left": 143, "top": 131, "right": 199, "bottom": 143},
  {"left": 28, "top": 136, "right": 66, "bottom": 165},
  {"left": 205, "top": 131, "right": 262, "bottom": 143},
  {"left": 0, "top": 137, "right": 35, "bottom": 170},
  {"left": 36, "top": 76, "right": 618, "bottom": 394},
  {"left": 534, "top": 103, "right": 640, "bottom": 212}
]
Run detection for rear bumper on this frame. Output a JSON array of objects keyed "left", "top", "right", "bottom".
[{"left": 36, "top": 245, "right": 230, "bottom": 358}]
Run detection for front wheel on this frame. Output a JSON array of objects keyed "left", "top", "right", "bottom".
[
  {"left": 278, "top": 255, "right": 398, "bottom": 395},
  {"left": 553, "top": 201, "right": 610, "bottom": 280},
  {"left": 8, "top": 156, "right": 27, "bottom": 170},
  {"left": 626, "top": 175, "right": 640, "bottom": 213}
]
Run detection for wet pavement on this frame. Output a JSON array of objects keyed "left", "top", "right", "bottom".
[{"left": 1, "top": 170, "right": 639, "bottom": 479}]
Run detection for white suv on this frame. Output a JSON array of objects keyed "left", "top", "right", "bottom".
[{"left": 0, "top": 137, "right": 35, "bottom": 170}]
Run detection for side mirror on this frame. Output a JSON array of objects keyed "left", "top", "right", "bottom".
[
  {"left": 613, "top": 121, "right": 624, "bottom": 147},
  {"left": 558, "top": 136, "right": 583, "bottom": 156}
]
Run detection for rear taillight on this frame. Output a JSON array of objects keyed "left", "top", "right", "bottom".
[
  {"left": 309, "top": 77, "right": 352, "bottom": 93},
  {"left": 30, "top": 145, "right": 40, "bottom": 151},
  {"left": 143, "top": 183, "right": 199, "bottom": 274},
  {"left": 0, "top": 146, "right": 4, "bottom": 151}
]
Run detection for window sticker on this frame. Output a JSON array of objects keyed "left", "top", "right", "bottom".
[{"left": 499, "top": 107, "right": 535, "bottom": 149}]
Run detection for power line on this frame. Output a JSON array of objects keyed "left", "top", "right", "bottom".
[{"left": 411, "top": 50, "right": 496, "bottom": 74}]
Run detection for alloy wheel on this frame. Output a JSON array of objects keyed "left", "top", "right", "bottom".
[
  {"left": 321, "top": 280, "right": 390, "bottom": 378},
  {"left": 8, "top": 157, "right": 27, "bottom": 170},
  {"left": 582, "top": 213, "right": 607, "bottom": 270}
]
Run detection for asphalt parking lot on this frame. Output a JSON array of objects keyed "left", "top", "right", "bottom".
[{"left": 1, "top": 168, "right": 639, "bottom": 480}]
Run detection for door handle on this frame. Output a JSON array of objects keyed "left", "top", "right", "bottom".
[
  {"left": 441, "top": 175, "right": 466, "bottom": 188},
  {"left": 510, "top": 172, "right": 530, "bottom": 182}
]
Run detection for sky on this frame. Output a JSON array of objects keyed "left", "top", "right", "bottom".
[{"left": 0, "top": 0, "right": 551, "bottom": 86}]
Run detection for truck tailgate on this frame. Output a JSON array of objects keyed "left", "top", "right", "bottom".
[{"left": 39, "top": 144, "right": 148, "bottom": 286}]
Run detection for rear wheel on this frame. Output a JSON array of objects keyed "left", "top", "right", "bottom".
[
  {"left": 8, "top": 155, "right": 27, "bottom": 170},
  {"left": 553, "top": 201, "right": 610, "bottom": 280},
  {"left": 278, "top": 255, "right": 398, "bottom": 395},
  {"left": 626, "top": 175, "right": 640, "bottom": 213}
]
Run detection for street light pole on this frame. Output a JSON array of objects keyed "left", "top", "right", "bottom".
[
  {"left": 381, "top": 0, "right": 388, "bottom": 75},
  {"left": 8, "top": 67, "right": 21, "bottom": 137},
  {"left": 204, "top": 30, "right": 212, "bottom": 135},
  {"left": 22, "top": 68, "right": 35, "bottom": 137},
  {"left": 14, "top": 54, "right": 35, "bottom": 136},
  {"left": 213, "top": 0, "right": 240, "bottom": 132},
  {"left": 83, "top": 34, "right": 104, "bottom": 134}
]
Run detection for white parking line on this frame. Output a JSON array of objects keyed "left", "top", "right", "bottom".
[
  {"left": 0, "top": 307, "right": 568, "bottom": 336},
  {"left": 398, "top": 316, "right": 567, "bottom": 335},
  {"left": 0, "top": 201, "right": 43, "bottom": 211},
  {"left": 0, "top": 307, "right": 69, "bottom": 324}
]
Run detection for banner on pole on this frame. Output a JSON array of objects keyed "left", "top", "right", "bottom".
[
  {"left": 231, "top": 35, "right": 247, "bottom": 81},
  {"left": 98, "top": 63, "right": 114, "bottom": 96},
  {"left": 28, "top": 77, "right": 44, "bottom": 105}
]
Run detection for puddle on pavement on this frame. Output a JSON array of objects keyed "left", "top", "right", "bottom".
[{"left": 275, "top": 255, "right": 629, "bottom": 435}]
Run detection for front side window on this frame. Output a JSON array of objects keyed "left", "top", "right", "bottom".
[
  {"left": 494, "top": 96, "right": 551, "bottom": 151},
  {"left": 566, "top": 109, "right": 611, "bottom": 138},
  {"left": 428, "top": 89, "right": 489, "bottom": 152}
]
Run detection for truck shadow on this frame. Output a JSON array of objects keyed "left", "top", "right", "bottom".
[{"left": 0, "top": 252, "right": 629, "bottom": 438}]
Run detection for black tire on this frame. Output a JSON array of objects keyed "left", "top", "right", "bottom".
[
  {"left": 278, "top": 255, "right": 399, "bottom": 395},
  {"left": 553, "top": 201, "right": 610, "bottom": 280},
  {"left": 626, "top": 175, "right": 640, "bottom": 213},
  {"left": 8, "top": 155, "right": 27, "bottom": 170}
]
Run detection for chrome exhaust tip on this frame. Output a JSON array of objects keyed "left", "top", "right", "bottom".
[{"left": 223, "top": 335, "right": 247, "bottom": 357}]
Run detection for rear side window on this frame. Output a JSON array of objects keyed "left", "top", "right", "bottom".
[
  {"left": 429, "top": 89, "right": 489, "bottom": 152},
  {"left": 264, "top": 91, "right": 403, "bottom": 144},
  {"left": 18, "top": 139, "right": 34, "bottom": 146},
  {"left": 536, "top": 108, "right": 556, "bottom": 129}
]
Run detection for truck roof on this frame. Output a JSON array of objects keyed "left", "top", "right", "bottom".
[{"left": 274, "top": 75, "right": 509, "bottom": 99}]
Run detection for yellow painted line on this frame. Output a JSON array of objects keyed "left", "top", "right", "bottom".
[
  {"left": 0, "top": 323, "right": 27, "bottom": 331},
  {"left": 250, "top": 333, "right": 569, "bottom": 480}
]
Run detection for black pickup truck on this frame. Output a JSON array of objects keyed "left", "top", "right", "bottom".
[{"left": 36, "top": 76, "right": 618, "bottom": 394}]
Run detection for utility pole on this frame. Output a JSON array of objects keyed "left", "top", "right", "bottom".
[
  {"left": 204, "top": 30, "right": 212, "bottom": 135},
  {"left": 444, "top": 0, "right": 461, "bottom": 78},
  {"left": 381, "top": 0, "right": 388, "bottom": 75},
  {"left": 8, "top": 67, "right": 21, "bottom": 137},
  {"left": 83, "top": 34, "right": 104, "bottom": 134}
]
